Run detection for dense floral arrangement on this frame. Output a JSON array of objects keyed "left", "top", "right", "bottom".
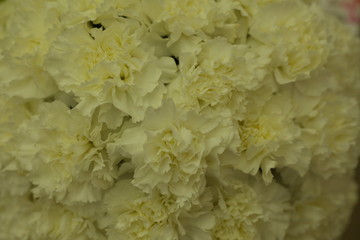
[{"left": 0, "top": 0, "right": 360, "bottom": 239}]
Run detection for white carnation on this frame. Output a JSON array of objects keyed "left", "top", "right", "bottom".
[
  {"left": 210, "top": 168, "right": 290, "bottom": 240},
  {"left": 45, "top": 17, "right": 167, "bottom": 122},
  {"left": 168, "top": 37, "right": 272, "bottom": 113},
  {"left": 102, "top": 180, "right": 215, "bottom": 240},
  {"left": 296, "top": 93, "right": 360, "bottom": 178},
  {"left": 249, "top": 1, "right": 331, "bottom": 84},
  {"left": 220, "top": 88, "right": 310, "bottom": 183},
  {"left": 142, "top": 0, "right": 216, "bottom": 44},
  {"left": 13, "top": 101, "right": 121, "bottom": 203},
  {"left": 112, "top": 101, "right": 237, "bottom": 203},
  {"left": 0, "top": 0, "right": 62, "bottom": 98},
  {"left": 282, "top": 170, "right": 357, "bottom": 240}
]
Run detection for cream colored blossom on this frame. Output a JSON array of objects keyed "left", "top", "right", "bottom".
[
  {"left": 13, "top": 101, "right": 121, "bottom": 203},
  {"left": 212, "top": 185, "right": 263, "bottom": 239},
  {"left": 111, "top": 101, "right": 237, "bottom": 203},
  {"left": 293, "top": 19, "right": 358, "bottom": 98},
  {"left": 45, "top": 18, "right": 168, "bottom": 122},
  {"left": 205, "top": 0, "right": 249, "bottom": 44},
  {"left": 295, "top": 93, "right": 360, "bottom": 178},
  {"left": 0, "top": 0, "right": 14, "bottom": 41},
  {"left": 0, "top": 0, "right": 63, "bottom": 98},
  {"left": 142, "top": 0, "right": 216, "bottom": 44},
  {"left": 102, "top": 180, "right": 178, "bottom": 240},
  {"left": 282, "top": 170, "right": 357, "bottom": 240},
  {"left": 60, "top": 0, "right": 105, "bottom": 27},
  {"left": 102, "top": 180, "right": 215, "bottom": 240},
  {"left": 29, "top": 200, "right": 106, "bottom": 240},
  {"left": 0, "top": 96, "right": 40, "bottom": 151},
  {"left": 231, "top": 0, "right": 283, "bottom": 16},
  {"left": 0, "top": 96, "right": 41, "bottom": 197},
  {"left": 0, "top": 194, "right": 106, "bottom": 240},
  {"left": 320, "top": 17, "right": 360, "bottom": 98},
  {"left": 98, "top": 0, "right": 147, "bottom": 24},
  {"left": 249, "top": 1, "right": 331, "bottom": 84},
  {"left": 168, "top": 37, "right": 272, "bottom": 113},
  {"left": 0, "top": 195, "right": 35, "bottom": 239},
  {"left": 210, "top": 168, "right": 290, "bottom": 240},
  {"left": 220, "top": 89, "right": 310, "bottom": 183}
]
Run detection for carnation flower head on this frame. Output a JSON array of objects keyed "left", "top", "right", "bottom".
[
  {"left": 142, "top": 0, "right": 217, "bottom": 44},
  {"left": 0, "top": 0, "right": 63, "bottom": 98},
  {"left": 168, "top": 37, "right": 272, "bottom": 113},
  {"left": 209, "top": 168, "right": 290, "bottom": 240},
  {"left": 282, "top": 169, "right": 358, "bottom": 240},
  {"left": 0, "top": 96, "right": 41, "bottom": 197},
  {"left": 45, "top": 16, "right": 168, "bottom": 122},
  {"left": 249, "top": 0, "right": 331, "bottom": 84},
  {"left": 13, "top": 101, "right": 121, "bottom": 203},
  {"left": 112, "top": 100, "right": 237, "bottom": 204},
  {"left": 102, "top": 180, "right": 215, "bottom": 240}
]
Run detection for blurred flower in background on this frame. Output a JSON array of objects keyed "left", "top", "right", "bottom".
[{"left": 320, "top": 0, "right": 360, "bottom": 34}]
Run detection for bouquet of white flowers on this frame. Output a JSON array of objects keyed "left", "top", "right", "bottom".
[{"left": 0, "top": 0, "right": 359, "bottom": 239}]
